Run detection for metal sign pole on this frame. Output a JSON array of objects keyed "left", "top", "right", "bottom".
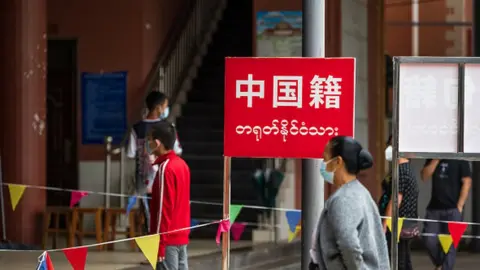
[
  {"left": 0, "top": 156, "right": 6, "bottom": 240},
  {"left": 301, "top": 0, "right": 325, "bottom": 269},
  {"left": 221, "top": 156, "right": 231, "bottom": 270},
  {"left": 391, "top": 57, "right": 401, "bottom": 270}
]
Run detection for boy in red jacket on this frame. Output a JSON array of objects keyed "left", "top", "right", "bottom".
[{"left": 146, "top": 121, "right": 191, "bottom": 270}]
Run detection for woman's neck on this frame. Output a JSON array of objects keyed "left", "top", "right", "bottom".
[{"left": 334, "top": 174, "right": 357, "bottom": 188}]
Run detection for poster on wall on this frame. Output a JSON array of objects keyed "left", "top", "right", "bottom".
[
  {"left": 256, "top": 11, "right": 302, "bottom": 57},
  {"left": 81, "top": 71, "right": 127, "bottom": 145}
]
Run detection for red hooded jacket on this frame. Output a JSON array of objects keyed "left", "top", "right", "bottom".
[{"left": 149, "top": 151, "right": 190, "bottom": 257}]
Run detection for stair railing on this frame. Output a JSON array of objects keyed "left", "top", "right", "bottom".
[{"left": 102, "top": 0, "right": 227, "bottom": 213}]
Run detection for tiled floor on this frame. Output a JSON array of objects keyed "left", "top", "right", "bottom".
[
  {"left": 3, "top": 239, "right": 480, "bottom": 270},
  {"left": 0, "top": 239, "right": 251, "bottom": 270}
]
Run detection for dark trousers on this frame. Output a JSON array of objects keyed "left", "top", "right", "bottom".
[
  {"left": 423, "top": 208, "right": 462, "bottom": 270},
  {"left": 386, "top": 231, "right": 413, "bottom": 270}
]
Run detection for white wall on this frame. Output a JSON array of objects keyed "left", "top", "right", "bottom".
[
  {"left": 341, "top": 0, "right": 369, "bottom": 148},
  {"left": 78, "top": 160, "right": 135, "bottom": 230}
]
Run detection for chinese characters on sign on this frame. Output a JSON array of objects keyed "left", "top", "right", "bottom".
[{"left": 225, "top": 57, "right": 355, "bottom": 158}]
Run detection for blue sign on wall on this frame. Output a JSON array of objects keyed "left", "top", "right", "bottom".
[{"left": 81, "top": 71, "right": 127, "bottom": 145}]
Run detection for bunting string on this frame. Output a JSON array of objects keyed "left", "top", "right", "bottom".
[
  {"left": 1, "top": 182, "right": 480, "bottom": 226},
  {"left": 0, "top": 219, "right": 224, "bottom": 252}
]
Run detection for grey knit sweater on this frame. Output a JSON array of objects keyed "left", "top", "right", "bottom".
[{"left": 313, "top": 180, "right": 390, "bottom": 270}]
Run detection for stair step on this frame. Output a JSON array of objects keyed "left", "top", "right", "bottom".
[
  {"left": 190, "top": 169, "right": 254, "bottom": 185},
  {"left": 191, "top": 201, "right": 262, "bottom": 221},
  {"left": 177, "top": 129, "right": 223, "bottom": 142},
  {"left": 181, "top": 102, "right": 223, "bottom": 116},
  {"left": 191, "top": 184, "right": 257, "bottom": 201},
  {"left": 181, "top": 141, "right": 223, "bottom": 156},
  {"left": 190, "top": 225, "right": 254, "bottom": 239},
  {"left": 187, "top": 89, "right": 224, "bottom": 102},
  {"left": 186, "top": 156, "right": 263, "bottom": 171},
  {"left": 176, "top": 116, "right": 224, "bottom": 130}
]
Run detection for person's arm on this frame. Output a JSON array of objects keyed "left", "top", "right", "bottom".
[
  {"left": 146, "top": 164, "right": 159, "bottom": 192},
  {"left": 457, "top": 161, "right": 472, "bottom": 213},
  {"left": 158, "top": 167, "right": 175, "bottom": 259},
  {"left": 126, "top": 129, "right": 137, "bottom": 159},
  {"left": 421, "top": 159, "right": 440, "bottom": 181},
  {"left": 328, "top": 195, "right": 364, "bottom": 269},
  {"left": 383, "top": 172, "right": 408, "bottom": 230},
  {"left": 383, "top": 194, "right": 403, "bottom": 231}
]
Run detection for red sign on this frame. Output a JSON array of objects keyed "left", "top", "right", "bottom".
[{"left": 224, "top": 57, "right": 355, "bottom": 158}]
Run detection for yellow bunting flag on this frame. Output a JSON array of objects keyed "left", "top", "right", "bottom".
[
  {"left": 8, "top": 184, "right": 26, "bottom": 211},
  {"left": 438, "top": 234, "right": 453, "bottom": 254},
  {"left": 288, "top": 225, "right": 302, "bottom": 243},
  {"left": 135, "top": 234, "right": 160, "bottom": 269},
  {"left": 386, "top": 217, "right": 404, "bottom": 243}
]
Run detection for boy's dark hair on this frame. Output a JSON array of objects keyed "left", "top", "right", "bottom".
[
  {"left": 149, "top": 121, "right": 176, "bottom": 150},
  {"left": 145, "top": 91, "right": 168, "bottom": 111}
]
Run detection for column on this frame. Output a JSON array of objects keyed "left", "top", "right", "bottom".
[
  {"left": 0, "top": 0, "right": 47, "bottom": 245},
  {"left": 366, "top": 0, "right": 385, "bottom": 201}
]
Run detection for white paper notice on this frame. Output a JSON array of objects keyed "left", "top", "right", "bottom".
[
  {"left": 463, "top": 64, "right": 480, "bottom": 153},
  {"left": 398, "top": 63, "right": 458, "bottom": 153}
]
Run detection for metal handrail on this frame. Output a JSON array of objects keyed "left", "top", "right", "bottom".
[{"left": 103, "top": 0, "right": 227, "bottom": 211}]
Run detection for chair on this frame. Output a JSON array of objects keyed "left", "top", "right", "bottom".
[
  {"left": 42, "top": 207, "right": 72, "bottom": 249},
  {"left": 103, "top": 208, "right": 138, "bottom": 251},
  {"left": 69, "top": 207, "right": 104, "bottom": 250}
]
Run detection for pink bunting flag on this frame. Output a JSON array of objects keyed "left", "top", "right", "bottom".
[
  {"left": 231, "top": 222, "right": 247, "bottom": 241},
  {"left": 70, "top": 191, "right": 89, "bottom": 208},
  {"left": 215, "top": 219, "right": 231, "bottom": 245}
]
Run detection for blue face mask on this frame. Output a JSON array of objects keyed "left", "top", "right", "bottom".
[
  {"left": 320, "top": 159, "right": 336, "bottom": 184},
  {"left": 145, "top": 140, "right": 157, "bottom": 155},
  {"left": 160, "top": 107, "right": 170, "bottom": 120}
]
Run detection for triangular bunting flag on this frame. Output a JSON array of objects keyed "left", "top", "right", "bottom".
[
  {"left": 230, "top": 205, "right": 243, "bottom": 224},
  {"left": 231, "top": 222, "right": 247, "bottom": 241},
  {"left": 286, "top": 210, "right": 301, "bottom": 233},
  {"left": 126, "top": 196, "right": 137, "bottom": 216},
  {"left": 288, "top": 225, "right": 301, "bottom": 243},
  {"left": 63, "top": 247, "right": 88, "bottom": 270},
  {"left": 37, "top": 251, "right": 55, "bottom": 270},
  {"left": 44, "top": 252, "right": 55, "bottom": 270},
  {"left": 438, "top": 234, "right": 453, "bottom": 254},
  {"left": 135, "top": 234, "right": 160, "bottom": 269},
  {"left": 8, "top": 184, "right": 26, "bottom": 211},
  {"left": 191, "top": 219, "right": 199, "bottom": 227},
  {"left": 386, "top": 217, "right": 404, "bottom": 243},
  {"left": 70, "top": 191, "right": 89, "bottom": 208},
  {"left": 216, "top": 219, "right": 231, "bottom": 245},
  {"left": 448, "top": 222, "right": 468, "bottom": 248}
]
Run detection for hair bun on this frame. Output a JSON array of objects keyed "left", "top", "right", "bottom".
[{"left": 358, "top": 149, "right": 373, "bottom": 170}]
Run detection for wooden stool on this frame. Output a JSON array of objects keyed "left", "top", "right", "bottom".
[
  {"left": 103, "top": 208, "right": 137, "bottom": 251},
  {"left": 69, "top": 208, "right": 104, "bottom": 251},
  {"left": 42, "top": 207, "right": 72, "bottom": 249}
]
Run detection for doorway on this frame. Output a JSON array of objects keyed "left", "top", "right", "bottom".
[{"left": 47, "top": 39, "right": 78, "bottom": 206}]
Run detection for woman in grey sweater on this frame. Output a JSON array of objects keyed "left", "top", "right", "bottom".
[{"left": 309, "top": 136, "right": 390, "bottom": 270}]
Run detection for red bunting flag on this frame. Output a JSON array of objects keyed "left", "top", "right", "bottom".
[
  {"left": 231, "top": 222, "right": 247, "bottom": 241},
  {"left": 448, "top": 222, "right": 468, "bottom": 248},
  {"left": 70, "top": 191, "right": 88, "bottom": 208},
  {"left": 63, "top": 247, "right": 88, "bottom": 270}
]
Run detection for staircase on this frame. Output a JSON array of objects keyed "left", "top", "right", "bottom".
[{"left": 176, "top": 0, "right": 264, "bottom": 239}]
